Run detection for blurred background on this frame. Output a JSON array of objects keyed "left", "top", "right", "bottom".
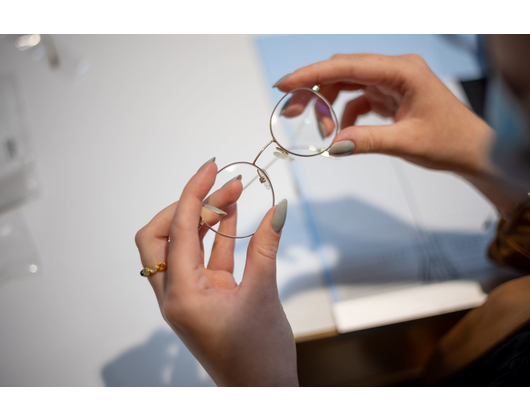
[{"left": 0, "top": 35, "right": 520, "bottom": 386}]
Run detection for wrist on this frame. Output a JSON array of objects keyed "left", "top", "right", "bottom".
[
  {"left": 448, "top": 117, "right": 528, "bottom": 215},
  {"left": 454, "top": 117, "right": 496, "bottom": 178},
  {"left": 458, "top": 122, "right": 528, "bottom": 214}
]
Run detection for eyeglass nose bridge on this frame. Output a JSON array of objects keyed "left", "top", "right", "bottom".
[
  {"left": 252, "top": 138, "right": 280, "bottom": 165},
  {"left": 252, "top": 138, "right": 295, "bottom": 166}
]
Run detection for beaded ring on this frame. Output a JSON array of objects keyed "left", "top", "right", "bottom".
[{"left": 140, "top": 262, "right": 167, "bottom": 277}]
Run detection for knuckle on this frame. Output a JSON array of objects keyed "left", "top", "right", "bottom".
[
  {"left": 169, "top": 217, "right": 189, "bottom": 238},
  {"left": 365, "top": 129, "right": 381, "bottom": 153},
  {"left": 331, "top": 53, "right": 345, "bottom": 60},
  {"left": 404, "top": 53, "right": 426, "bottom": 67},
  {"left": 251, "top": 242, "right": 278, "bottom": 262},
  {"left": 403, "top": 53, "right": 419, "bottom": 61},
  {"left": 134, "top": 227, "right": 148, "bottom": 247}
]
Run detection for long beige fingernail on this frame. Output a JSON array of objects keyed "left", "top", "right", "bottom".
[
  {"left": 272, "top": 73, "right": 292, "bottom": 88},
  {"left": 272, "top": 199, "right": 288, "bottom": 233},
  {"left": 197, "top": 157, "right": 215, "bottom": 172},
  {"left": 202, "top": 203, "right": 227, "bottom": 216},
  {"left": 222, "top": 174, "right": 242, "bottom": 188}
]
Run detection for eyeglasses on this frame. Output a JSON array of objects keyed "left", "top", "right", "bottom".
[{"left": 201, "top": 84, "right": 339, "bottom": 239}]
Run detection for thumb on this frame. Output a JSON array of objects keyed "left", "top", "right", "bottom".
[
  {"left": 328, "top": 122, "right": 411, "bottom": 157},
  {"left": 240, "top": 199, "right": 288, "bottom": 296}
]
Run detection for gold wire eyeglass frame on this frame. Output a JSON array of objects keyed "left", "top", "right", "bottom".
[{"left": 202, "top": 84, "right": 339, "bottom": 239}]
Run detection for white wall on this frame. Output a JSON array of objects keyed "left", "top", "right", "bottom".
[{"left": 0, "top": 35, "right": 275, "bottom": 386}]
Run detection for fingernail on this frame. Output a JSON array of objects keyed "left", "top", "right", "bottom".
[
  {"left": 272, "top": 199, "right": 288, "bottom": 233},
  {"left": 222, "top": 174, "right": 242, "bottom": 188},
  {"left": 202, "top": 203, "right": 227, "bottom": 216},
  {"left": 272, "top": 73, "right": 292, "bottom": 88},
  {"left": 197, "top": 157, "right": 215, "bottom": 172},
  {"left": 328, "top": 141, "right": 355, "bottom": 156}
]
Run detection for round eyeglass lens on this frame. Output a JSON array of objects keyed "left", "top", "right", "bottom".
[
  {"left": 202, "top": 162, "right": 275, "bottom": 239},
  {"left": 270, "top": 88, "right": 338, "bottom": 157}
]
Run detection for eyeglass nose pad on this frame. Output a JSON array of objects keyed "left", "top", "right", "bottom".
[
  {"left": 257, "top": 168, "right": 271, "bottom": 190},
  {"left": 273, "top": 148, "right": 295, "bottom": 162},
  {"left": 312, "top": 84, "right": 321, "bottom": 92},
  {"left": 320, "top": 150, "right": 334, "bottom": 158}
]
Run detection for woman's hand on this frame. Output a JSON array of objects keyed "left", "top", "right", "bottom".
[
  {"left": 135, "top": 159, "right": 298, "bottom": 387},
  {"left": 277, "top": 53, "right": 494, "bottom": 174},
  {"left": 276, "top": 53, "right": 525, "bottom": 214}
]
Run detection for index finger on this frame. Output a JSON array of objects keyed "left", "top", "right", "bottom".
[
  {"left": 276, "top": 54, "right": 411, "bottom": 93},
  {"left": 168, "top": 160, "right": 218, "bottom": 282}
]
